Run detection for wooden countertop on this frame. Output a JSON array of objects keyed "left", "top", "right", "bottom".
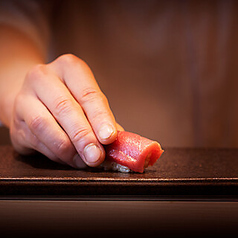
[
  {"left": 1, "top": 142, "right": 238, "bottom": 236},
  {"left": 1, "top": 145, "right": 238, "bottom": 199}
]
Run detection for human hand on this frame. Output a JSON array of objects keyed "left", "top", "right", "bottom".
[{"left": 10, "top": 54, "right": 122, "bottom": 168}]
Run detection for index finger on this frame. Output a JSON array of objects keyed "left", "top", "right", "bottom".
[{"left": 49, "top": 54, "right": 117, "bottom": 145}]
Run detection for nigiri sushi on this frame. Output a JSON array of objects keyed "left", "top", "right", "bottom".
[{"left": 101, "top": 131, "right": 164, "bottom": 173}]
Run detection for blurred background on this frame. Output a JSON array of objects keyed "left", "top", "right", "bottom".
[{"left": 1, "top": 0, "right": 238, "bottom": 148}]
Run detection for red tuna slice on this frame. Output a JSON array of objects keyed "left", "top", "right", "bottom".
[{"left": 104, "top": 131, "right": 164, "bottom": 173}]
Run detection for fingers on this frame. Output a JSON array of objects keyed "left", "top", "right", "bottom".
[
  {"left": 12, "top": 93, "right": 76, "bottom": 166},
  {"left": 24, "top": 62, "right": 106, "bottom": 167},
  {"left": 10, "top": 116, "right": 65, "bottom": 165},
  {"left": 50, "top": 54, "right": 117, "bottom": 144},
  {"left": 12, "top": 54, "right": 120, "bottom": 168},
  {"left": 12, "top": 93, "right": 89, "bottom": 169}
]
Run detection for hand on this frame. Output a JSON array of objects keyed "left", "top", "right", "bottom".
[{"left": 10, "top": 54, "right": 122, "bottom": 168}]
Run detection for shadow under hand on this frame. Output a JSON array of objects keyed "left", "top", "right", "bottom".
[
  {"left": 0, "top": 127, "right": 11, "bottom": 145},
  {"left": 14, "top": 151, "right": 75, "bottom": 171}
]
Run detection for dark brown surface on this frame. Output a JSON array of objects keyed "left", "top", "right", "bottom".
[
  {"left": 1, "top": 200, "right": 238, "bottom": 237},
  {"left": 1, "top": 145, "right": 238, "bottom": 237},
  {"left": 1, "top": 145, "right": 238, "bottom": 198}
]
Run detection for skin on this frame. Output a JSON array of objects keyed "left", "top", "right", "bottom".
[{"left": 0, "top": 24, "right": 123, "bottom": 169}]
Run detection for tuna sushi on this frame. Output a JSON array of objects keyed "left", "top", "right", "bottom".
[{"left": 101, "top": 131, "right": 164, "bottom": 173}]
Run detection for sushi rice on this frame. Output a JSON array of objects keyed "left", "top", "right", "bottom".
[{"left": 100, "top": 160, "right": 131, "bottom": 173}]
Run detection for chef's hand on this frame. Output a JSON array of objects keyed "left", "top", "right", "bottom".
[{"left": 10, "top": 54, "right": 121, "bottom": 168}]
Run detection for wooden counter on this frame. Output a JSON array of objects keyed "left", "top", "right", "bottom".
[
  {"left": 1, "top": 141, "right": 238, "bottom": 236},
  {"left": 1, "top": 145, "right": 238, "bottom": 199}
]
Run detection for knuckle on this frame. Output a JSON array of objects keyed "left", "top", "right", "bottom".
[
  {"left": 91, "top": 106, "right": 109, "bottom": 120},
  {"left": 56, "top": 54, "right": 89, "bottom": 71},
  {"left": 28, "top": 115, "right": 47, "bottom": 133},
  {"left": 71, "top": 127, "right": 91, "bottom": 145},
  {"left": 80, "top": 87, "right": 103, "bottom": 104},
  {"left": 54, "top": 96, "right": 74, "bottom": 116},
  {"left": 54, "top": 137, "right": 72, "bottom": 156},
  {"left": 57, "top": 54, "right": 79, "bottom": 66},
  {"left": 26, "top": 64, "right": 48, "bottom": 82}
]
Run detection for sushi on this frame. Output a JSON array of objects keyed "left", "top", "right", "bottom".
[{"left": 101, "top": 131, "right": 164, "bottom": 173}]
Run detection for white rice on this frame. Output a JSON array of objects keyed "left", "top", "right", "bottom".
[{"left": 100, "top": 160, "right": 131, "bottom": 173}]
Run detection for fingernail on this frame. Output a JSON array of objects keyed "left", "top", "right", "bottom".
[
  {"left": 98, "top": 124, "right": 114, "bottom": 141},
  {"left": 73, "top": 154, "right": 88, "bottom": 169},
  {"left": 84, "top": 143, "right": 101, "bottom": 164}
]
